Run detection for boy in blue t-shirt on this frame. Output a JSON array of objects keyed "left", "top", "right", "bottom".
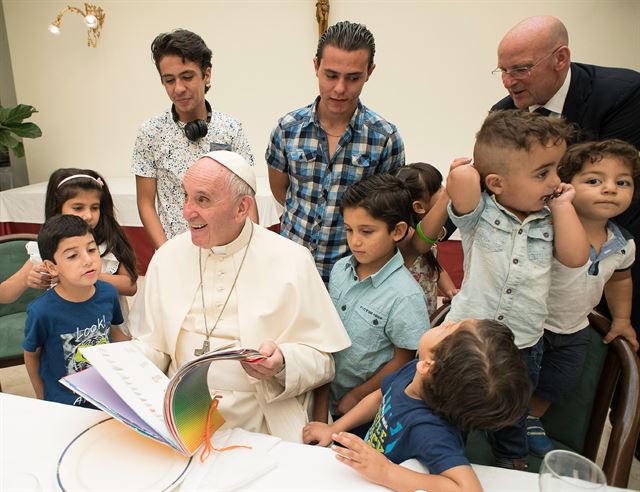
[
  {"left": 23, "top": 215, "right": 127, "bottom": 407},
  {"left": 315, "top": 174, "right": 428, "bottom": 422},
  {"left": 303, "top": 319, "right": 530, "bottom": 492}
]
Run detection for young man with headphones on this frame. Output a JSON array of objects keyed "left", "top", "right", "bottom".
[{"left": 132, "top": 29, "right": 256, "bottom": 249}]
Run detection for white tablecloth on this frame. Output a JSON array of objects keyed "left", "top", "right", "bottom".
[
  {"left": 0, "top": 175, "right": 280, "bottom": 228},
  {"left": 1, "top": 393, "right": 631, "bottom": 491}
]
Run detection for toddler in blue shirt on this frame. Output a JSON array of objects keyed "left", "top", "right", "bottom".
[{"left": 446, "top": 110, "right": 590, "bottom": 469}]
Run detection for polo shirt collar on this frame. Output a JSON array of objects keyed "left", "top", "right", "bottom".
[{"left": 346, "top": 248, "right": 405, "bottom": 287}]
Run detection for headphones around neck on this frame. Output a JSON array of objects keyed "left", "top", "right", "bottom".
[{"left": 171, "top": 100, "right": 212, "bottom": 142}]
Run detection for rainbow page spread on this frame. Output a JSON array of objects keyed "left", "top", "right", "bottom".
[{"left": 60, "top": 341, "right": 265, "bottom": 456}]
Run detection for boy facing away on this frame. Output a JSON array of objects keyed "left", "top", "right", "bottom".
[
  {"left": 23, "top": 215, "right": 127, "bottom": 407},
  {"left": 445, "top": 110, "right": 589, "bottom": 469},
  {"left": 527, "top": 139, "right": 640, "bottom": 456},
  {"left": 316, "top": 174, "right": 428, "bottom": 422},
  {"left": 303, "top": 319, "right": 531, "bottom": 492}
]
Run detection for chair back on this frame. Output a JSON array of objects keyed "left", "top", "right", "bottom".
[
  {"left": 464, "top": 311, "right": 640, "bottom": 488},
  {"left": 0, "top": 234, "right": 41, "bottom": 368},
  {"left": 429, "top": 303, "right": 450, "bottom": 327}
]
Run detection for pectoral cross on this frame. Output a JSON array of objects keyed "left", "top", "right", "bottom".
[{"left": 195, "top": 339, "right": 210, "bottom": 356}]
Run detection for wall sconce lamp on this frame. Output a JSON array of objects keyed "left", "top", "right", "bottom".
[{"left": 48, "top": 3, "right": 106, "bottom": 48}]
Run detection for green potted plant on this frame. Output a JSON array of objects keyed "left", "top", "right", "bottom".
[{"left": 0, "top": 104, "right": 42, "bottom": 165}]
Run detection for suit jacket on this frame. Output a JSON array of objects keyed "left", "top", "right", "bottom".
[
  {"left": 492, "top": 62, "right": 640, "bottom": 148},
  {"left": 493, "top": 61, "right": 640, "bottom": 327}
]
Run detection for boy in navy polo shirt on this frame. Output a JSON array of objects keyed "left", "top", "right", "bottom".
[{"left": 23, "top": 215, "right": 127, "bottom": 406}]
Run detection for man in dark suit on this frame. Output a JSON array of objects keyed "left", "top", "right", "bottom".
[
  {"left": 493, "top": 15, "right": 640, "bottom": 328},
  {"left": 492, "top": 14, "right": 640, "bottom": 463}
]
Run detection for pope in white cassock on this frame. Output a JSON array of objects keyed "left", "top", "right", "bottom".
[{"left": 129, "top": 151, "right": 351, "bottom": 442}]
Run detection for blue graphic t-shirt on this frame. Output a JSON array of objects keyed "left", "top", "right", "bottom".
[
  {"left": 23, "top": 280, "right": 124, "bottom": 406},
  {"left": 365, "top": 360, "right": 469, "bottom": 474}
]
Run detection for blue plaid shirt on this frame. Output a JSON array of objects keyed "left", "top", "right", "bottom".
[{"left": 265, "top": 97, "right": 405, "bottom": 282}]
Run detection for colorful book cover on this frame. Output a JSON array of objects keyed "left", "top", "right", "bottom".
[{"left": 60, "top": 341, "right": 265, "bottom": 456}]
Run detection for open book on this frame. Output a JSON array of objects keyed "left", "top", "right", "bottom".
[{"left": 60, "top": 341, "right": 265, "bottom": 457}]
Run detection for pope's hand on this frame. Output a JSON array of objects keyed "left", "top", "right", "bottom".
[{"left": 241, "top": 340, "right": 285, "bottom": 380}]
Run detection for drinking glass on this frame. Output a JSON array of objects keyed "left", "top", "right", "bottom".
[{"left": 539, "top": 450, "right": 607, "bottom": 491}]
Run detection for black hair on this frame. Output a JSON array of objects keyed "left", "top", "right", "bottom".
[
  {"left": 392, "top": 163, "right": 444, "bottom": 280},
  {"left": 38, "top": 215, "right": 93, "bottom": 263},
  {"left": 423, "top": 320, "right": 531, "bottom": 432},
  {"left": 44, "top": 168, "right": 138, "bottom": 282},
  {"left": 558, "top": 139, "right": 640, "bottom": 200},
  {"left": 151, "top": 29, "right": 212, "bottom": 92},
  {"left": 340, "top": 174, "right": 413, "bottom": 232},
  {"left": 316, "top": 21, "right": 375, "bottom": 68}
]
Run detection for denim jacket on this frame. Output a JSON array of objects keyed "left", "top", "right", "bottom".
[{"left": 446, "top": 193, "right": 554, "bottom": 348}]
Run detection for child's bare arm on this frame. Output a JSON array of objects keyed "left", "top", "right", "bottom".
[
  {"left": 0, "top": 259, "right": 58, "bottom": 304},
  {"left": 412, "top": 187, "right": 450, "bottom": 255},
  {"left": 446, "top": 158, "right": 481, "bottom": 216},
  {"left": 603, "top": 270, "right": 638, "bottom": 350},
  {"left": 332, "top": 432, "right": 482, "bottom": 492},
  {"left": 549, "top": 183, "right": 589, "bottom": 267},
  {"left": 0, "top": 260, "right": 31, "bottom": 304},
  {"left": 312, "top": 383, "right": 330, "bottom": 423},
  {"left": 437, "top": 268, "right": 459, "bottom": 301},
  {"left": 334, "top": 347, "right": 415, "bottom": 416},
  {"left": 303, "top": 390, "right": 383, "bottom": 446},
  {"left": 23, "top": 349, "right": 44, "bottom": 399},
  {"left": 99, "top": 263, "right": 137, "bottom": 296}
]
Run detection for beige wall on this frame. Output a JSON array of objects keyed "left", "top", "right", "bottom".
[{"left": 3, "top": 0, "right": 640, "bottom": 183}]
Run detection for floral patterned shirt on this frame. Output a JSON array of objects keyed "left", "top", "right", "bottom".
[
  {"left": 408, "top": 247, "right": 439, "bottom": 318},
  {"left": 132, "top": 107, "right": 254, "bottom": 239}
]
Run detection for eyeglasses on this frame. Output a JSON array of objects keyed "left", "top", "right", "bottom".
[{"left": 492, "top": 47, "right": 562, "bottom": 79}]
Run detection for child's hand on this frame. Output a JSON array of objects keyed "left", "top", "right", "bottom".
[
  {"left": 440, "top": 288, "right": 460, "bottom": 302},
  {"left": 331, "top": 432, "right": 392, "bottom": 486},
  {"left": 546, "top": 183, "right": 575, "bottom": 208},
  {"left": 449, "top": 157, "right": 473, "bottom": 171},
  {"left": 335, "top": 391, "right": 360, "bottom": 417},
  {"left": 604, "top": 319, "right": 639, "bottom": 351},
  {"left": 27, "top": 263, "right": 56, "bottom": 290},
  {"left": 302, "top": 421, "right": 334, "bottom": 446}
]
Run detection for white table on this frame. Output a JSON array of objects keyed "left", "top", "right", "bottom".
[
  {"left": 1, "top": 394, "right": 631, "bottom": 491},
  {"left": 0, "top": 175, "right": 280, "bottom": 228}
]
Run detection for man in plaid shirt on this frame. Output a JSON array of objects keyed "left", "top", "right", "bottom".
[{"left": 266, "top": 21, "right": 405, "bottom": 283}]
